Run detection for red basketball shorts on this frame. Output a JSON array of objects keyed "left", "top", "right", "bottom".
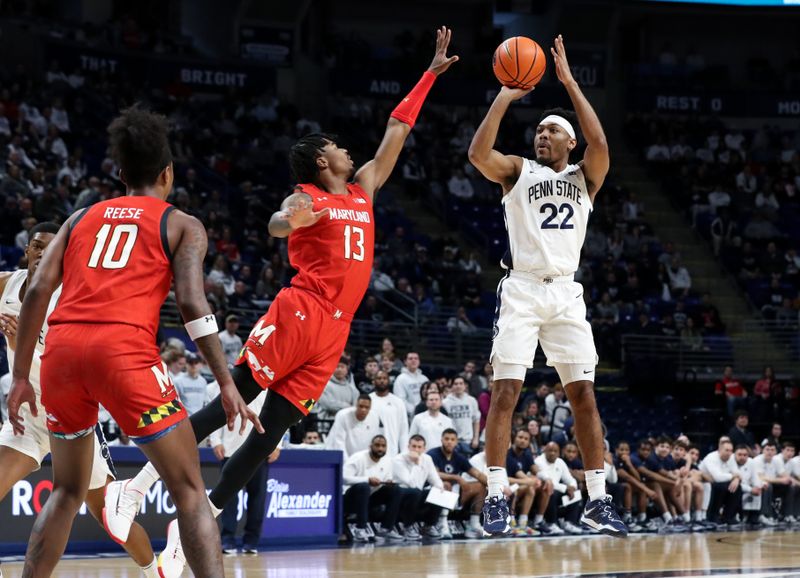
[
  {"left": 236, "top": 287, "right": 352, "bottom": 415},
  {"left": 41, "top": 323, "right": 185, "bottom": 440}
]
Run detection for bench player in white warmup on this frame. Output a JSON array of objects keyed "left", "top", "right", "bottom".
[
  {"left": 0, "top": 223, "right": 160, "bottom": 577},
  {"left": 468, "top": 35, "right": 626, "bottom": 537}
]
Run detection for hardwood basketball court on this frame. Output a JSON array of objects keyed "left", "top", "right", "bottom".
[{"left": 2, "top": 531, "right": 799, "bottom": 577}]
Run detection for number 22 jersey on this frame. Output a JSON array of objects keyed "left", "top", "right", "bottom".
[
  {"left": 501, "top": 159, "right": 592, "bottom": 277},
  {"left": 289, "top": 183, "right": 374, "bottom": 315}
]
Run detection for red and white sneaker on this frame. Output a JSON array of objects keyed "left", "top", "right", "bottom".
[
  {"left": 158, "top": 519, "right": 186, "bottom": 578},
  {"left": 103, "top": 480, "right": 144, "bottom": 544}
]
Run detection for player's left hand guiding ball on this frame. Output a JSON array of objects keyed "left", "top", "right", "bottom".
[
  {"left": 7, "top": 377, "right": 37, "bottom": 436},
  {"left": 427, "top": 26, "right": 459, "bottom": 76},
  {"left": 550, "top": 34, "right": 576, "bottom": 86}
]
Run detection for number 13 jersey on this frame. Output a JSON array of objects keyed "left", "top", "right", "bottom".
[
  {"left": 290, "top": 183, "right": 374, "bottom": 315},
  {"left": 48, "top": 195, "right": 174, "bottom": 339},
  {"left": 501, "top": 159, "right": 592, "bottom": 277}
]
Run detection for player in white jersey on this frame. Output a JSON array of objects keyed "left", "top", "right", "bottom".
[
  {"left": 468, "top": 35, "right": 625, "bottom": 537},
  {"left": 0, "top": 223, "right": 160, "bottom": 578}
]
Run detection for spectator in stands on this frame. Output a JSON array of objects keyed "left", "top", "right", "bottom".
[
  {"left": 534, "top": 442, "right": 582, "bottom": 535},
  {"left": 392, "top": 435, "right": 444, "bottom": 539},
  {"left": 393, "top": 351, "right": 429, "bottom": 418},
  {"left": 218, "top": 314, "right": 242, "bottom": 367},
  {"left": 526, "top": 419, "right": 542, "bottom": 456},
  {"left": 667, "top": 257, "right": 692, "bottom": 298},
  {"left": 761, "top": 422, "right": 783, "bottom": 448},
  {"left": 161, "top": 348, "right": 186, "bottom": 383},
  {"left": 542, "top": 383, "right": 571, "bottom": 438},
  {"left": 728, "top": 410, "right": 756, "bottom": 455},
  {"left": 355, "top": 359, "right": 380, "bottom": 394},
  {"left": 613, "top": 441, "right": 656, "bottom": 530},
  {"left": 645, "top": 437, "right": 690, "bottom": 530},
  {"left": 458, "top": 360, "right": 483, "bottom": 399},
  {"left": 342, "top": 435, "right": 404, "bottom": 542},
  {"left": 446, "top": 306, "right": 478, "bottom": 335},
  {"left": 753, "top": 441, "right": 791, "bottom": 526},
  {"left": 442, "top": 376, "right": 480, "bottom": 455},
  {"left": 413, "top": 381, "right": 449, "bottom": 416},
  {"left": 715, "top": 365, "right": 747, "bottom": 416},
  {"left": 317, "top": 357, "right": 360, "bottom": 422},
  {"left": 301, "top": 430, "right": 323, "bottom": 446},
  {"left": 680, "top": 317, "right": 706, "bottom": 351},
  {"left": 478, "top": 378, "right": 493, "bottom": 433},
  {"left": 700, "top": 439, "right": 742, "bottom": 527},
  {"left": 409, "top": 390, "right": 454, "bottom": 450},
  {"left": 734, "top": 444, "right": 765, "bottom": 528},
  {"left": 428, "top": 429, "right": 486, "bottom": 539},
  {"left": 369, "top": 370, "right": 408, "bottom": 458},
  {"left": 375, "top": 338, "right": 403, "bottom": 372},
  {"left": 753, "top": 367, "right": 777, "bottom": 421},
  {"left": 505, "top": 429, "right": 541, "bottom": 536},
  {"left": 174, "top": 352, "right": 208, "bottom": 416},
  {"left": 326, "top": 394, "right": 382, "bottom": 460},
  {"left": 447, "top": 167, "right": 474, "bottom": 200}
]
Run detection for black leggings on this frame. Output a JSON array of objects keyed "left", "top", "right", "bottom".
[{"left": 187, "top": 364, "right": 304, "bottom": 509}]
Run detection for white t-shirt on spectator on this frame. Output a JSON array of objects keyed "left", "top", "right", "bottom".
[
  {"left": 708, "top": 190, "right": 731, "bottom": 211},
  {"left": 392, "top": 452, "right": 443, "bottom": 490},
  {"left": 343, "top": 449, "right": 394, "bottom": 493},
  {"left": 544, "top": 394, "right": 571, "bottom": 429},
  {"left": 753, "top": 454, "right": 785, "bottom": 481},
  {"left": 534, "top": 454, "right": 578, "bottom": 490},
  {"left": 737, "top": 457, "right": 765, "bottom": 494},
  {"left": 409, "top": 411, "right": 454, "bottom": 450},
  {"left": 787, "top": 456, "right": 800, "bottom": 478},
  {"left": 326, "top": 406, "right": 382, "bottom": 460},
  {"left": 442, "top": 392, "right": 479, "bottom": 443},
  {"left": 448, "top": 175, "right": 474, "bottom": 200},
  {"left": 218, "top": 330, "right": 243, "bottom": 366},
  {"left": 700, "top": 450, "right": 740, "bottom": 482},
  {"left": 174, "top": 372, "right": 208, "bottom": 416},
  {"left": 393, "top": 368, "right": 429, "bottom": 417},
  {"left": 369, "top": 392, "right": 409, "bottom": 457}
]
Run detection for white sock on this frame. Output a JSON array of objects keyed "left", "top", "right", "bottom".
[
  {"left": 141, "top": 556, "right": 158, "bottom": 578},
  {"left": 470, "top": 514, "right": 480, "bottom": 528},
  {"left": 487, "top": 467, "right": 508, "bottom": 499},
  {"left": 682, "top": 512, "right": 691, "bottom": 522},
  {"left": 518, "top": 514, "right": 529, "bottom": 527},
  {"left": 693, "top": 511, "right": 702, "bottom": 522},
  {"left": 439, "top": 509, "right": 449, "bottom": 522},
  {"left": 533, "top": 514, "right": 544, "bottom": 525},
  {"left": 128, "top": 462, "right": 161, "bottom": 495},
  {"left": 662, "top": 512, "right": 673, "bottom": 523},
  {"left": 584, "top": 469, "right": 606, "bottom": 502},
  {"left": 637, "top": 512, "right": 647, "bottom": 522}
]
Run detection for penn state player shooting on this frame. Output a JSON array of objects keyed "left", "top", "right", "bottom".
[{"left": 468, "top": 34, "right": 626, "bottom": 537}]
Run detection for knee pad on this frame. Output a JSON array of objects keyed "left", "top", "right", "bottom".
[{"left": 551, "top": 362, "right": 595, "bottom": 385}]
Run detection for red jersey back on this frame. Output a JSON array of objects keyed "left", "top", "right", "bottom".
[
  {"left": 49, "top": 195, "right": 175, "bottom": 338},
  {"left": 289, "top": 183, "right": 374, "bottom": 315}
]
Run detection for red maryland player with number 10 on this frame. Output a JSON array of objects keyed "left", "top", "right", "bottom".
[{"left": 103, "top": 27, "right": 458, "bottom": 577}]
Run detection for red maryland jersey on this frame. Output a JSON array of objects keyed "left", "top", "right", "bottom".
[
  {"left": 288, "top": 183, "right": 374, "bottom": 315},
  {"left": 49, "top": 195, "right": 175, "bottom": 339}
]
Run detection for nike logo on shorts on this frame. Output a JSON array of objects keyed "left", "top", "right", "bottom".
[{"left": 583, "top": 370, "right": 592, "bottom": 374}]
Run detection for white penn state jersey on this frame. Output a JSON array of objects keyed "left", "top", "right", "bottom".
[
  {"left": 0, "top": 269, "right": 62, "bottom": 394},
  {"left": 501, "top": 159, "right": 592, "bottom": 276}
]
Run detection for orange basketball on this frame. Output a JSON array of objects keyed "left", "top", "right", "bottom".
[{"left": 492, "top": 36, "right": 547, "bottom": 90}]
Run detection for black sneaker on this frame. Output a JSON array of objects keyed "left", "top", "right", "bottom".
[
  {"left": 482, "top": 496, "right": 511, "bottom": 535},
  {"left": 580, "top": 495, "right": 628, "bottom": 537}
]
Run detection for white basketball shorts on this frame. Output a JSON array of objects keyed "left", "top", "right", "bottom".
[
  {"left": 0, "top": 391, "right": 114, "bottom": 490},
  {"left": 490, "top": 270, "right": 598, "bottom": 371}
]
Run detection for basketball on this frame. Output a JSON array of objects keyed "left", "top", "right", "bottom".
[{"left": 492, "top": 36, "right": 546, "bottom": 89}]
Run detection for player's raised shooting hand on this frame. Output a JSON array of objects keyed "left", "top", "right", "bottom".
[
  {"left": 280, "top": 199, "right": 329, "bottom": 231},
  {"left": 427, "top": 26, "right": 459, "bottom": 76},
  {"left": 7, "top": 377, "right": 37, "bottom": 436},
  {"left": 550, "top": 34, "right": 576, "bottom": 87},
  {"left": 498, "top": 85, "right": 534, "bottom": 102},
  {"left": 220, "top": 381, "right": 264, "bottom": 435}
]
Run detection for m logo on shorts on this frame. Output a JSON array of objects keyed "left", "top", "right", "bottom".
[
  {"left": 138, "top": 399, "right": 184, "bottom": 428},
  {"left": 151, "top": 361, "right": 176, "bottom": 398}
]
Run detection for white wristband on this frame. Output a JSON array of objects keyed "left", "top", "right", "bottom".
[{"left": 184, "top": 314, "right": 218, "bottom": 340}]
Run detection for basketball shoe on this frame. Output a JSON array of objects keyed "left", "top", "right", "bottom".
[
  {"left": 103, "top": 480, "right": 144, "bottom": 543},
  {"left": 580, "top": 495, "right": 628, "bottom": 537},
  {"left": 158, "top": 519, "right": 186, "bottom": 578},
  {"left": 482, "top": 496, "right": 511, "bottom": 535}
]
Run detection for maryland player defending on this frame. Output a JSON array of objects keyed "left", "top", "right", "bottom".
[
  {"left": 0, "top": 223, "right": 162, "bottom": 578},
  {"left": 7, "top": 107, "right": 259, "bottom": 578},
  {"left": 103, "top": 27, "right": 458, "bottom": 577},
  {"left": 468, "top": 35, "right": 626, "bottom": 537}
]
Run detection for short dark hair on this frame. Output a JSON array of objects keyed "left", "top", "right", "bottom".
[
  {"left": 108, "top": 105, "right": 172, "bottom": 189},
  {"left": 539, "top": 108, "right": 581, "bottom": 141},
  {"left": 734, "top": 410, "right": 749, "bottom": 419},
  {"left": 409, "top": 434, "right": 426, "bottom": 445},
  {"left": 734, "top": 444, "right": 749, "bottom": 452},
  {"left": 638, "top": 439, "right": 652, "bottom": 448},
  {"left": 289, "top": 133, "right": 337, "bottom": 184},
  {"left": 673, "top": 440, "right": 688, "bottom": 450},
  {"left": 442, "top": 428, "right": 458, "bottom": 438},
  {"left": 763, "top": 441, "right": 777, "bottom": 449},
  {"left": 656, "top": 436, "right": 674, "bottom": 446},
  {"left": 371, "top": 434, "right": 386, "bottom": 443},
  {"left": 357, "top": 393, "right": 372, "bottom": 404},
  {"left": 616, "top": 440, "right": 630, "bottom": 449},
  {"left": 28, "top": 222, "right": 60, "bottom": 238},
  {"left": 783, "top": 441, "right": 796, "bottom": 450}
]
